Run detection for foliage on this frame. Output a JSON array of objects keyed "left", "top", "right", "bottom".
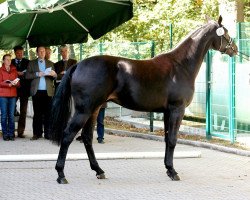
[
  {"left": 100, "top": 0, "right": 219, "bottom": 54},
  {"left": 245, "top": 1, "right": 250, "bottom": 21},
  {"left": 1, "top": 0, "right": 250, "bottom": 61}
]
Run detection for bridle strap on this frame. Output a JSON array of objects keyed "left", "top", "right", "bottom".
[{"left": 218, "top": 35, "right": 235, "bottom": 54}]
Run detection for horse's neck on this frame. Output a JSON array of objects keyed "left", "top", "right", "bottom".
[{"left": 169, "top": 26, "right": 214, "bottom": 79}]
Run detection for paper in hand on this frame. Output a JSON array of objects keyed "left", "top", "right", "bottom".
[
  {"left": 5, "top": 78, "right": 20, "bottom": 84},
  {"left": 44, "top": 67, "right": 52, "bottom": 75}
]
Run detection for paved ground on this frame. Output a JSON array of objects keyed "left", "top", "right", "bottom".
[{"left": 0, "top": 118, "right": 250, "bottom": 200}]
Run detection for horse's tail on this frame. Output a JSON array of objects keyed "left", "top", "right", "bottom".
[{"left": 49, "top": 64, "right": 77, "bottom": 145}]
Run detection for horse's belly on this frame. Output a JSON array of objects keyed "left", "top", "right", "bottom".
[
  {"left": 110, "top": 92, "right": 167, "bottom": 112},
  {"left": 112, "top": 100, "right": 165, "bottom": 112}
]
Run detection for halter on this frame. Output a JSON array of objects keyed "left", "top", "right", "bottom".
[{"left": 217, "top": 27, "right": 236, "bottom": 54}]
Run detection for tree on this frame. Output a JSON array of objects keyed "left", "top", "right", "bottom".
[
  {"left": 244, "top": 0, "right": 250, "bottom": 21},
  {"left": 100, "top": 0, "right": 219, "bottom": 54}
]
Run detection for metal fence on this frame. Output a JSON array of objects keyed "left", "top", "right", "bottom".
[
  {"left": 187, "top": 22, "right": 250, "bottom": 144},
  {"left": 63, "top": 41, "right": 155, "bottom": 62}
]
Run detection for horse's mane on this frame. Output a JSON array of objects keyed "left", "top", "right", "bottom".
[
  {"left": 156, "top": 20, "right": 219, "bottom": 64},
  {"left": 171, "top": 20, "right": 219, "bottom": 51}
]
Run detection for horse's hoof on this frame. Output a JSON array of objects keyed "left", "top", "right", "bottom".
[
  {"left": 57, "top": 177, "right": 69, "bottom": 184},
  {"left": 96, "top": 173, "right": 106, "bottom": 179},
  {"left": 167, "top": 170, "right": 180, "bottom": 181}
]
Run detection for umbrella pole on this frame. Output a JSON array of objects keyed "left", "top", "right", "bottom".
[{"left": 25, "top": 40, "right": 30, "bottom": 59}]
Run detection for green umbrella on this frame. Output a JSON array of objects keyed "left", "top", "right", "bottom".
[{"left": 0, "top": 0, "right": 133, "bottom": 49}]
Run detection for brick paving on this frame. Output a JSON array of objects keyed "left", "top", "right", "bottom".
[{"left": 0, "top": 118, "right": 249, "bottom": 200}]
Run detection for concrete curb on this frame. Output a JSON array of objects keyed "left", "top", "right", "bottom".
[
  {"left": 105, "top": 128, "right": 250, "bottom": 157},
  {"left": 0, "top": 151, "right": 201, "bottom": 162}
]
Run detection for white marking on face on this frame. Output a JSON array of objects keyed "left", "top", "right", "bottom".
[{"left": 216, "top": 27, "right": 225, "bottom": 36}]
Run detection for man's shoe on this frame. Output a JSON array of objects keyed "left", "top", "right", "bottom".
[
  {"left": 30, "top": 135, "right": 41, "bottom": 140},
  {"left": 98, "top": 139, "right": 105, "bottom": 144},
  {"left": 14, "top": 111, "right": 20, "bottom": 116},
  {"left": 44, "top": 135, "right": 50, "bottom": 140},
  {"left": 9, "top": 137, "right": 15, "bottom": 141},
  {"left": 18, "top": 134, "right": 25, "bottom": 138},
  {"left": 3, "top": 136, "right": 9, "bottom": 141}
]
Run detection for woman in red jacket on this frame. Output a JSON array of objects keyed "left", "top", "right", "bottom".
[{"left": 0, "top": 54, "right": 20, "bottom": 141}]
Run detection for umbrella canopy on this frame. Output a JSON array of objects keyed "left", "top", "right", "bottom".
[{"left": 0, "top": 0, "right": 133, "bottom": 49}]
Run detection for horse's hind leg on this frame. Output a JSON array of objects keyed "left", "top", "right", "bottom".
[
  {"left": 81, "top": 111, "right": 105, "bottom": 179},
  {"left": 56, "top": 111, "right": 89, "bottom": 184},
  {"left": 164, "top": 105, "right": 185, "bottom": 181}
]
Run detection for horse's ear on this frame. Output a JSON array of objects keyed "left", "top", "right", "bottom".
[
  {"left": 218, "top": 15, "right": 223, "bottom": 26},
  {"left": 205, "top": 15, "right": 212, "bottom": 22}
]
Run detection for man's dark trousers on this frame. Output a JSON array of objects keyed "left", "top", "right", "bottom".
[
  {"left": 32, "top": 90, "right": 52, "bottom": 138},
  {"left": 16, "top": 96, "right": 29, "bottom": 136}
]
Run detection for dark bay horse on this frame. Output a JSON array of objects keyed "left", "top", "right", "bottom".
[{"left": 49, "top": 16, "right": 237, "bottom": 184}]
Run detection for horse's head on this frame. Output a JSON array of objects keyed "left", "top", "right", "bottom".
[{"left": 211, "top": 15, "right": 238, "bottom": 57}]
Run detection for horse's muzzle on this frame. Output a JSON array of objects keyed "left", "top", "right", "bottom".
[{"left": 228, "top": 44, "right": 238, "bottom": 57}]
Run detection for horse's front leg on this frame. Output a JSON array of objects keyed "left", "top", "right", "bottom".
[
  {"left": 56, "top": 112, "right": 88, "bottom": 184},
  {"left": 164, "top": 104, "right": 185, "bottom": 181},
  {"left": 81, "top": 114, "right": 105, "bottom": 179},
  {"left": 163, "top": 110, "right": 170, "bottom": 168}
]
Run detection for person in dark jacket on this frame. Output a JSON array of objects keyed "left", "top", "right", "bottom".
[
  {"left": 0, "top": 54, "right": 20, "bottom": 141},
  {"left": 11, "top": 46, "right": 31, "bottom": 138},
  {"left": 54, "top": 45, "right": 77, "bottom": 89}
]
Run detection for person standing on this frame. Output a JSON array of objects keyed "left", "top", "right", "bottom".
[
  {"left": 96, "top": 103, "right": 107, "bottom": 144},
  {"left": 0, "top": 54, "right": 20, "bottom": 141},
  {"left": 11, "top": 46, "right": 30, "bottom": 138},
  {"left": 54, "top": 45, "right": 77, "bottom": 89},
  {"left": 45, "top": 47, "right": 53, "bottom": 61},
  {"left": 26, "top": 46, "right": 57, "bottom": 140}
]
